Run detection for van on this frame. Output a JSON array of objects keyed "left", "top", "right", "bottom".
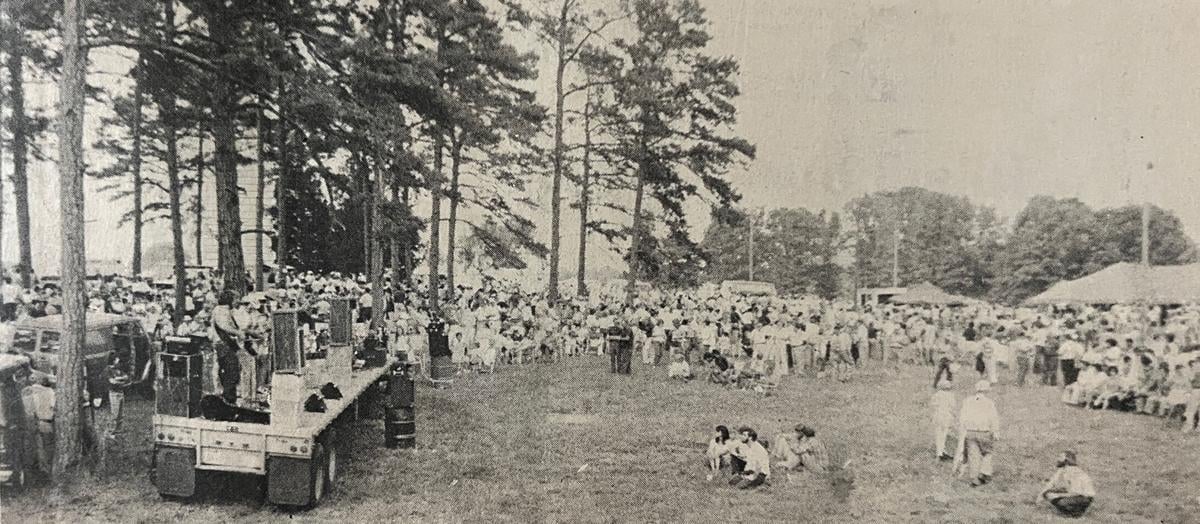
[{"left": 10, "top": 313, "right": 155, "bottom": 404}]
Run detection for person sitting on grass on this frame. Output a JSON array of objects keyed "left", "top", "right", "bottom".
[
  {"left": 668, "top": 352, "right": 694, "bottom": 381},
  {"left": 1182, "top": 358, "right": 1200, "bottom": 433},
  {"left": 791, "top": 425, "right": 829, "bottom": 474},
  {"left": 705, "top": 425, "right": 732, "bottom": 481},
  {"left": 1090, "top": 366, "right": 1126, "bottom": 410},
  {"left": 703, "top": 350, "right": 735, "bottom": 385},
  {"left": 1140, "top": 361, "right": 1171, "bottom": 415},
  {"left": 728, "top": 427, "right": 770, "bottom": 489},
  {"left": 1162, "top": 363, "right": 1192, "bottom": 422},
  {"left": 1038, "top": 450, "right": 1096, "bottom": 518},
  {"left": 1062, "top": 364, "right": 1104, "bottom": 406}
]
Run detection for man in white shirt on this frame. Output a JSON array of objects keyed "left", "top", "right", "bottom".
[
  {"left": 728, "top": 427, "right": 770, "bottom": 489},
  {"left": 1039, "top": 450, "right": 1096, "bottom": 518},
  {"left": 956, "top": 380, "right": 1000, "bottom": 487},
  {"left": 1058, "top": 333, "right": 1085, "bottom": 386},
  {"left": 1, "top": 277, "right": 22, "bottom": 321}
]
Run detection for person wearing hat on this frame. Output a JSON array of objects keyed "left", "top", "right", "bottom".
[
  {"left": 954, "top": 379, "right": 1000, "bottom": 487},
  {"left": 1038, "top": 450, "right": 1096, "bottom": 518},
  {"left": 778, "top": 424, "right": 828, "bottom": 475},
  {"left": 210, "top": 290, "right": 248, "bottom": 404}
]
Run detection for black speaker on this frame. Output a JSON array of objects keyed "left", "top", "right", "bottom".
[
  {"left": 330, "top": 298, "right": 355, "bottom": 345},
  {"left": 272, "top": 310, "right": 304, "bottom": 372},
  {"left": 428, "top": 331, "right": 450, "bottom": 358},
  {"left": 163, "top": 336, "right": 199, "bottom": 356},
  {"left": 157, "top": 352, "right": 202, "bottom": 417}
]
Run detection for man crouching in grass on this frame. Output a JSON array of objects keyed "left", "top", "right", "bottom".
[
  {"left": 728, "top": 427, "right": 770, "bottom": 489},
  {"left": 1038, "top": 450, "right": 1096, "bottom": 518}
]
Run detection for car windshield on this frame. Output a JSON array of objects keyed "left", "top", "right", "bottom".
[
  {"left": 39, "top": 331, "right": 62, "bottom": 354},
  {"left": 12, "top": 329, "right": 36, "bottom": 353}
]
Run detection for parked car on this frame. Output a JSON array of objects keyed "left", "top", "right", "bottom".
[
  {"left": 0, "top": 353, "right": 32, "bottom": 489},
  {"left": 9, "top": 313, "right": 156, "bottom": 403}
]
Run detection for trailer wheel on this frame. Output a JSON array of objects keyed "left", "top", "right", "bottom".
[
  {"left": 325, "top": 443, "right": 338, "bottom": 490},
  {"left": 308, "top": 444, "right": 327, "bottom": 508}
]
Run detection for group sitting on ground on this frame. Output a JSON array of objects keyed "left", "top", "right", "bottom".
[{"left": 704, "top": 423, "right": 830, "bottom": 489}]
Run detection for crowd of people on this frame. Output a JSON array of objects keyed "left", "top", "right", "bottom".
[{"left": 7, "top": 268, "right": 1200, "bottom": 517}]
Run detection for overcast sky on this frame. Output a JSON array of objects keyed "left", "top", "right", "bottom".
[{"left": 8, "top": 0, "right": 1200, "bottom": 276}]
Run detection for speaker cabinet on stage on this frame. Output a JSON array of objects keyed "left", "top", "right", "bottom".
[
  {"left": 427, "top": 320, "right": 450, "bottom": 358},
  {"left": 330, "top": 298, "right": 355, "bottom": 345},
  {"left": 272, "top": 310, "right": 304, "bottom": 373},
  {"left": 163, "top": 335, "right": 200, "bottom": 356},
  {"left": 157, "top": 352, "right": 202, "bottom": 417}
]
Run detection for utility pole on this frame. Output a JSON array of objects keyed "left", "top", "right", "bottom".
[
  {"left": 892, "top": 227, "right": 900, "bottom": 287},
  {"left": 747, "top": 210, "right": 755, "bottom": 281},
  {"left": 1141, "top": 162, "right": 1153, "bottom": 266}
]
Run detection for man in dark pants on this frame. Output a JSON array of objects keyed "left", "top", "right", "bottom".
[
  {"left": 211, "top": 291, "right": 246, "bottom": 404},
  {"left": 1041, "top": 332, "right": 1060, "bottom": 386},
  {"left": 607, "top": 316, "right": 634, "bottom": 375}
]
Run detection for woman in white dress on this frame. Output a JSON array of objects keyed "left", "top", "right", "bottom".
[{"left": 932, "top": 357, "right": 958, "bottom": 461}]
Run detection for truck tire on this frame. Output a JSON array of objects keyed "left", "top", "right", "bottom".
[
  {"left": 325, "top": 443, "right": 338, "bottom": 491},
  {"left": 308, "top": 444, "right": 327, "bottom": 508}
]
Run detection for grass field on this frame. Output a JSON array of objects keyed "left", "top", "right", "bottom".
[{"left": 3, "top": 355, "right": 1197, "bottom": 523}]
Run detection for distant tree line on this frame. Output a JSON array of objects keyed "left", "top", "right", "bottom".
[{"left": 698, "top": 187, "right": 1196, "bottom": 303}]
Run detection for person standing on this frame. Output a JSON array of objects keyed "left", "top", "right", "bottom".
[
  {"left": 1, "top": 277, "right": 22, "bottom": 322},
  {"left": 1042, "top": 332, "right": 1061, "bottom": 386},
  {"left": 1059, "top": 333, "right": 1085, "bottom": 386},
  {"left": 210, "top": 291, "right": 247, "bottom": 404},
  {"left": 1011, "top": 329, "right": 1034, "bottom": 387},
  {"left": 955, "top": 380, "right": 999, "bottom": 487},
  {"left": 607, "top": 316, "right": 634, "bottom": 375},
  {"left": 1038, "top": 450, "right": 1096, "bottom": 518},
  {"left": 932, "top": 358, "right": 957, "bottom": 461}
]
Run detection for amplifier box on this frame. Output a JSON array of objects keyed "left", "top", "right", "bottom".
[
  {"left": 329, "top": 298, "right": 355, "bottom": 345},
  {"left": 157, "top": 352, "right": 202, "bottom": 417},
  {"left": 272, "top": 310, "right": 304, "bottom": 372}
]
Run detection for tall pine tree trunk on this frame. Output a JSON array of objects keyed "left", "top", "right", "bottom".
[
  {"left": 209, "top": 10, "right": 245, "bottom": 296},
  {"left": 402, "top": 185, "right": 412, "bottom": 281},
  {"left": 5, "top": 30, "right": 32, "bottom": 288},
  {"left": 625, "top": 129, "right": 648, "bottom": 306},
  {"left": 444, "top": 136, "right": 462, "bottom": 294},
  {"left": 427, "top": 135, "right": 443, "bottom": 311},
  {"left": 547, "top": 1, "right": 569, "bottom": 303},
  {"left": 390, "top": 176, "right": 402, "bottom": 291},
  {"left": 274, "top": 83, "right": 289, "bottom": 288},
  {"left": 254, "top": 106, "right": 266, "bottom": 291},
  {"left": 358, "top": 156, "right": 371, "bottom": 274},
  {"left": 195, "top": 130, "right": 204, "bottom": 265},
  {"left": 576, "top": 89, "right": 593, "bottom": 297},
  {"left": 370, "top": 151, "right": 386, "bottom": 331},
  {"left": 130, "top": 60, "right": 145, "bottom": 276},
  {"left": 53, "top": 0, "right": 87, "bottom": 479},
  {"left": 159, "top": 0, "right": 186, "bottom": 325}
]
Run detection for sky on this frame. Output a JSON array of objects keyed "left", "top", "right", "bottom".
[{"left": 7, "top": 0, "right": 1200, "bottom": 276}]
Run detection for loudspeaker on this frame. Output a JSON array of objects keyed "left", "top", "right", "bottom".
[
  {"left": 163, "top": 336, "right": 199, "bottom": 356},
  {"left": 330, "top": 298, "right": 355, "bottom": 345},
  {"left": 154, "top": 445, "right": 197, "bottom": 497},
  {"left": 157, "top": 352, "right": 202, "bottom": 417},
  {"left": 428, "top": 331, "right": 450, "bottom": 358},
  {"left": 272, "top": 310, "right": 304, "bottom": 372}
]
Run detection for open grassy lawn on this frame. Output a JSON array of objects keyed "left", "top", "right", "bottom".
[{"left": 3, "top": 356, "right": 1197, "bottom": 523}]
